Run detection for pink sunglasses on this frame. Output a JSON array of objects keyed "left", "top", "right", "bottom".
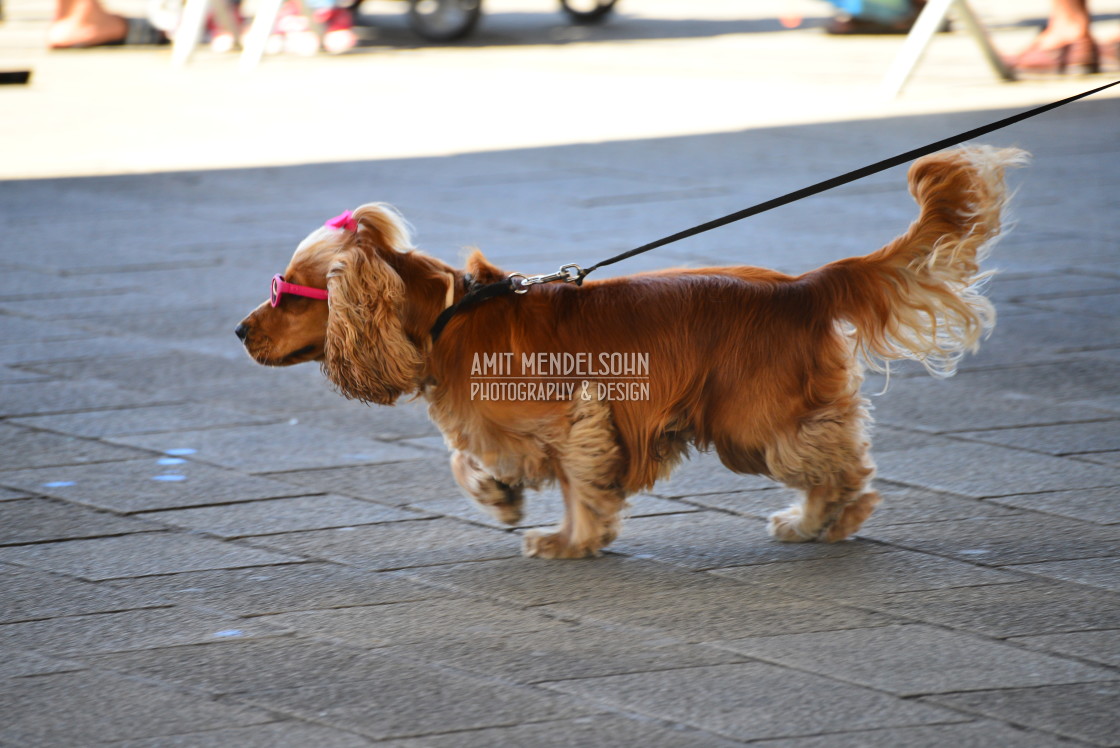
[
  {"left": 267, "top": 211, "right": 355, "bottom": 307},
  {"left": 270, "top": 274, "right": 329, "bottom": 307}
]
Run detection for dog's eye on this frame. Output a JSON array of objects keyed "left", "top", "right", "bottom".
[{"left": 282, "top": 296, "right": 313, "bottom": 312}]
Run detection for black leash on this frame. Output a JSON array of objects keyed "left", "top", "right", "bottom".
[{"left": 430, "top": 78, "right": 1120, "bottom": 343}]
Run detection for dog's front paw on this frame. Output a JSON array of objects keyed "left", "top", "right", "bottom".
[
  {"left": 451, "top": 451, "right": 524, "bottom": 525},
  {"left": 767, "top": 507, "right": 815, "bottom": 543},
  {"left": 473, "top": 481, "right": 524, "bottom": 526},
  {"left": 522, "top": 528, "right": 600, "bottom": 559}
]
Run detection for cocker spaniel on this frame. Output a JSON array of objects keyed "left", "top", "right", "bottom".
[{"left": 236, "top": 146, "right": 1026, "bottom": 559}]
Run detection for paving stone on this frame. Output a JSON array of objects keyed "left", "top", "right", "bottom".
[
  {"left": 105, "top": 722, "right": 376, "bottom": 748},
  {"left": 26, "top": 350, "right": 258, "bottom": 394},
  {"left": 292, "top": 398, "right": 439, "bottom": 441},
  {"left": 105, "top": 563, "right": 446, "bottom": 616},
  {"left": 990, "top": 270, "right": 1120, "bottom": 302},
  {"left": 647, "top": 450, "right": 775, "bottom": 497},
  {"left": 869, "top": 425, "right": 949, "bottom": 452},
  {"left": 861, "top": 514, "right": 1120, "bottom": 565},
  {"left": 1033, "top": 291, "right": 1120, "bottom": 321},
  {"left": 400, "top": 555, "right": 747, "bottom": 606},
  {"left": 854, "top": 580, "right": 1120, "bottom": 637},
  {"left": 165, "top": 376, "right": 378, "bottom": 422},
  {"left": 692, "top": 482, "right": 1024, "bottom": 529},
  {"left": 960, "top": 360, "right": 1120, "bottom": 414},
  {"left": 0, "top": 336, "right": 162, "bottom": 366},
  {"left": 543, "top": 662, "right": 966, "bottom": 742},
  {"left": 0, "top": 423, "right": 147, "bottom": 470},
  {"left": 960, "top": 310, "right": 1120, "bottom": 370},
  {"left": 875, "top": 442, "right": 1120, "bottom": 499},
  {"left": 1077, "top": 450, "right": 1120, "bottom": 468},
  {"left": 1010, "top": 629, "right": 1120, "bottom": 669},
  {"left": 714, "top": 624, "right": 1116, "bottom": 696},
  {"left": 409, "top": 489, "right": 697, "bottom": 531},
  {"left": 264, "top": 457, "right": 461, "bottom": 505},
  {"left": 11, "top": 403, "right": 279, "bottom": 438},
  {"left": 744, "top": 720, "right": 1079, "bottom": 748},
  {"left": 1077, "top": 347, "right": 1120, "bottom": 365},
  {"left": 0, "top": 670, "right": 274, "bottom": 745},
  {"left": 0, "top": 290, "right": 161, "bottom": 321},
  {"left": 0, "top": 459, "right": 315, "bottom": 512},
  {"left": 1009, "top": 557, "right": 1120, "bottom": 592},
  {"left": 537, "top": 584, "right": 893, "bottom": 641},
  {"left": 0, "top": 533, "right": 302, "bottom": 580},
  {"left": 109, "top": 424, "right": 427, "bottom": 474},
  {"left": 957, "top": 420, "right": 1120, "bottom": 457},
  {"left": 0, "top": 315, "right": 87, "bottom": 344},
  {"left": 70, "top": 306, "right": 253, "bottom": 344},
  {"left": 257, "top": 596, "right": 566, "bottom": 647},
  {"left": 234, "top": 660, "right": 602, "bottom": 740},
  {"left": 84, "top": 638, "right": 417, "bottom": 694},
  {"left": 926, "top": 683, "right": 1120, "bottom": 746},
  {"left": 0, "top": 565, "right": 167, "bottom": 623},
  {"left": 376, "top": 714, "right": 743, "bottom": 748},
  {"left": 0, "top": 606, "right": 287, "bottom": 655},
  {"left": 0, "top": 379, "right": 168, "bottom": 418},
  {"left": 0, "top": 268, "right": 131, "bottom": 301},
  {"left": 0, "top": 649, "right": 84, "bottom": 678},
  {"left": 137, "top": 495, "right": 423, "bottom": 538},
  {"left": 609, "top": 511, "right": 892, "bottom": 570},
  {"left": 0, "top": 365, "right": 47, "bottom": 383},
  {"left": 870, "top": 377, "right": 1115, "bottom": 432},
  {"left": 990, "top": 486, "right": 1120, "bottom": 525},
  {"left": 397, "top": 435, "right": 448, "bottom": 453},
  {"left": 865, "top": 483, "right": 1021, "bottom": 527},
  {"left": 383, "top": 625, "right": 743, "bottom": 684},
  {"left": 711, "top": 549, "right": 1023, "bottom": 599},
  {"left": 679, "top": 488, "right": 785, "bottom": 517},
  {"left": 243, "top": 518, "right": 520, "bottom": 570},
  {"left": 0, "top": 487, "right": 27, "bottom": 501},
  {"left": 0, "top": 498, "right": 163, "bottom": 545}
]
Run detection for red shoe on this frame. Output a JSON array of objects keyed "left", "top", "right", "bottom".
[
  {"left": 315, "top": 7, "right": 356, "bottom": 54},
  {"left": 1008, "top": 35, "right": 1100, "bottom": 75}
]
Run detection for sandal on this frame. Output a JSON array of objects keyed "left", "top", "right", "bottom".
[{"left": 1007, "top": 35, "right": 1099, "bottom": 75}]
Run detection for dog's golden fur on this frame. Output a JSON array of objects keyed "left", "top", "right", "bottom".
[{"left": 238, "top": 146, "right": 1027, "bottom": 559}]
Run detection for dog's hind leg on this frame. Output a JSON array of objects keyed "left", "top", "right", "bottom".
[
  {"left": 450, "top": 449, "right": 524, "bottom": 525},
  {"left": 766, "top": 401, "right": 880, "bottom": 543},
  {"left": 523, "top": 397, "right": 627, "bottom": 559}
]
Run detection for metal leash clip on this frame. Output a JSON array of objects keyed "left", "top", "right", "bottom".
[{"left": 508, "top": 264, "right": 584, "bottom": 294}]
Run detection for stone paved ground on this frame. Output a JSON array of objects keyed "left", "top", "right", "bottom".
[{"left": 1, "top": 0, "right": 1119, "bottom": 745}]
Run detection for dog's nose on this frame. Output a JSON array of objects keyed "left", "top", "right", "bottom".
[{"left": 234, "top": 323, "right": 249, "bottom": 341}]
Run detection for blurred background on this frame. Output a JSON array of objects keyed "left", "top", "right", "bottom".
[{"left": 2, "top": 0, "right": 1117, "bottom": 179}]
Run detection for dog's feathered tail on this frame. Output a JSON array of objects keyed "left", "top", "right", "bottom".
[{"left": 811, "top": 146, "right": 1029, "bottom": 378}]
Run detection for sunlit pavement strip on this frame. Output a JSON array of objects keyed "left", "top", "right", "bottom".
[
  {"left": 1, "top": 0, "right": 1116, "bottom": 179},
  {"left": 0, "top": 0, "right": 1118, "bottom": 744}
]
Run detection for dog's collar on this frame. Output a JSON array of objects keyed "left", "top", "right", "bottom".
[{"left": 430, "top": 272, "right": 515, "bottom": 343}]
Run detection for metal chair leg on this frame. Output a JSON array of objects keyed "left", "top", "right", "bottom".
[{"left": 881, "top": 0, "right": 1015, "bottom": 97}]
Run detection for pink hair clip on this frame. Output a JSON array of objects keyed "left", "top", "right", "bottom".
[{"left": 325, "top": 210, "right": 358, "bottom": 233}]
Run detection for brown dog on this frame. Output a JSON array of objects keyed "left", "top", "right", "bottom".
[{"left": 236, "top": 146, "right": 1026, "bottom": 559}]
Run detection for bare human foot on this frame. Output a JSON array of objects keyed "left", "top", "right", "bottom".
[{"left": 48, "top": 0, "right": 128, "bottom": 48}]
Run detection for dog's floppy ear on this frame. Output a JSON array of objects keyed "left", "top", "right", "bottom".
[
  {"left": 352, "top": 202, "right": 413, "bottom": 254},
  {"left": 321, "top": 205, "right": 422, "bottom": 404}
]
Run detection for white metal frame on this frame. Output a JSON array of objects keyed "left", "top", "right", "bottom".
[
  {"left": 881, "top": 0, "right": 1014, "bottom": 97},
  {"left": 171, "top": 0, "right": 319, "bottom": 69}
]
